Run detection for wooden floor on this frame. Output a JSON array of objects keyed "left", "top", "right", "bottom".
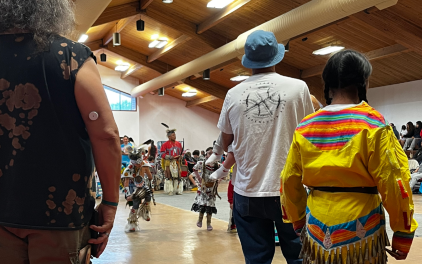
[{"left": 93, "top": 192, "right": 422, "bottom": 264}]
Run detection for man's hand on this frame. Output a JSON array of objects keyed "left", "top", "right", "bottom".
[
  {"left": 88, "top": 203, "right": 117, "bottom": 258},
  {"left": 230, "top": 203, "right": 233, "bottom": 210}
]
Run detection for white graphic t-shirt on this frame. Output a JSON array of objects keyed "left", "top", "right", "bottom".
[{"left": 218, "top": 72, "right": 314, "bottom": 197}]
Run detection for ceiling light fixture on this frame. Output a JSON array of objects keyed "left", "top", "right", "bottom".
[
  {"left": 156, "top": 38, "right": 168, "bottom": 48},
  {"left": 162, "top": 0, "right": 173, "bottom": 3},
  {"left": 136, "top": 19, "right": 145, "bottom": 31},
  {"left": 149, "top": 37, "right": 168, "bottom": 49},
  {"left": 207, "top": 0, "right": 234, "bottom": 8},
  {"left": 100, "top": 49, "right": 107, "bottom": 62},
  {"left": 312, "top": 46, "right": 344, "bottom": 55},
  {"left": 230, "top": 75, "right": 249, "bottom": 82},
  {"left": 113, "top": 23, "right": 121, "bottom": 46},
  {"left": 115, "top": 62, "right": 130, "bottom": 72},
  {"left": 182, "top": 90, "right": 197, "bottom": 97},
  {"left": 158, "top": 87, "right": 165, "bottom": 96},
  {"left": 203, "top": 69, "right": 211, "bottom": 80},
  {"left": 149, "top": 40, "right": 160, "bottom": 48},
  {"left": 78, "top": 34, "right": 88, "bottom": 43}
]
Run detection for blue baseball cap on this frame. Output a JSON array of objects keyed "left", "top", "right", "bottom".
[{"left": 241, "top": 30, "right": 285, "bottom": 69}]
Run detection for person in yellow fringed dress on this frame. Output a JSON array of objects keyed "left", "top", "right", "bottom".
[{"left": 281, "top": 50, "right": 417, "bottom": 264}]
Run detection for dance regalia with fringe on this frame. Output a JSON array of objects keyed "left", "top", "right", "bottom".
[
  {"left": 281, "top": 102, "right": 418, "bottom": 264},
  {"left": 191, "top": 161, "right": 219, "bottom": 214},
  {"left": 121, "top": 158, "right": 153, "bottom": 232},
  {"left": 160, "top": 140, "right": 183, "bottom": 194}
]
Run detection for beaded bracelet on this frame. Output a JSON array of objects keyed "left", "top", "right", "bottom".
[{"left": 101, "top": 199, "right": 118, "bottom": 207}]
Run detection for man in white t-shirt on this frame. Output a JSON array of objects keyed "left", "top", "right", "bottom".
[{"left": 217, "top": 30, "right": 314, "bottom": 264}]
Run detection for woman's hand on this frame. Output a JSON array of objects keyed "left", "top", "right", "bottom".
[
  {"left": 88, "top": 203, "right": 117, "bottom": 258},
  {"left": 387, "top": 248, "right": 408, "bottom": 260}
]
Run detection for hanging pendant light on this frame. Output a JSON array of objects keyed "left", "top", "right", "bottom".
[
  {"left": 158, "top": 87, "right": 165, "bottom": 96},
  {"left": 163, "top": 0, "right": 173, "bottom": 3},
  {"left": 100, "top": 53, "right": 107, "bottom": 62},
  {"left": 137, "top": 19, "right": 145, "bottom": 31},
  {"left": 113, "top": 23, "right": 121, "bottom": 46},
  {"left": 285, "top": 41, "right": 290, "bottom": 52},
  {"left": 113, "top": 33, "right": 121, "bottom": 46},
  {"left": 203, "top": 69, "right": 210, "bottom": 80}
]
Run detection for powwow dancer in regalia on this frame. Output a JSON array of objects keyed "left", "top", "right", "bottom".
[
  {"left": 160, "top": 123, "right": 184, "bottom": 195},
  {"left": 191, "top": 148, "right": 221, "bottom": 231},
  {"left": 122, "top": 141, "right": 155, "bottom": 232}
]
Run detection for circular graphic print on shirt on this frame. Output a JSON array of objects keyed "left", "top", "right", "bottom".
[{"left": 242, "top": 82, "right": 286, "bottom": 123}]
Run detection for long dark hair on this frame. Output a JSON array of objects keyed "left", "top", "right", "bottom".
[
  {"left": 322, "top": 50, "right": 372, "bottom": 105},
  {"left": 149, "top": 140, "right": 157, "bottom": 157},
  {"left": 407, "top": 122, "right": 415, "bottom": 134}
]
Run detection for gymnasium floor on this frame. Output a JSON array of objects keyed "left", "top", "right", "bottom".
[{"left": 93, "top": 183, "right": 422, "bottom": 264}]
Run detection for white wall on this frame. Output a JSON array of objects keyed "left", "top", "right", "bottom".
[
  {"left": 97, "top": 64, "right": 221, "bottom": 150},
  {"left": 368, "top": 79, "right": 422, "bottom": 127},
  {"left": 138, "top": 94, "right": 221, "bottom": 152},
  {"left": 97, "top": 65, "right": 140, "bottom": 144}
]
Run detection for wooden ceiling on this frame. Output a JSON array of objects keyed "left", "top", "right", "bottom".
[{"left": 85, "top": 0, "right": 422, "bottom": 114}]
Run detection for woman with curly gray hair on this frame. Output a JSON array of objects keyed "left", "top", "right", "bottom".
[{"left": 0, "top": 1, "right": 121, "bottom": 263}]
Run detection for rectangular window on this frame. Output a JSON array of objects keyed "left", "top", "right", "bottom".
[{"left": 104, "top": 85, "right": 137, "bottom": 111}]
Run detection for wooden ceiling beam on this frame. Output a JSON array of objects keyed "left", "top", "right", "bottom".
[
  {"left": 121, "top": 63, "right": 143, "bottom": 79},
  {"left": 85, "top": 40, "right": 104, "bottom": 51},
  {"left": 365, "top": 44, "right": 408, "bottom": 60},
  {"left": 197, "top": 0, "right": 251, "bottom": 34},
  {"left": 101, "top": 45, "right": 229, "bottom": 99},
  {"left": 140, "top": 0, "right": 154, "bottom": 10},
  {"left": 147, "top": 35, "right": 191, "bottom": 63},
  {"left": 301, "top": 44, "right": 409, "bottom": 79},
  {"left": 184, "top": 79, "right": 229, "bottom": 100},
  {"left": 92, "top": 2, "right": 139, "bottom": 27},
  {"left": 106, "top": 45, "right": 171, "bottom": 74},
  {"left": 144, "top": 9, "right": 227, "bottom": 49},
  {"left": 190, "top": 58, "right": 240, "bottom": 80},
  {"left": 351, "top": 9, "right": 422, "bottom": 56},
  {"left": 164, "top": 81, "right": 184, "bottom": 89},
  {"left": 103, "top": 15, "right": 140, "bottom": 45},
  {"left": 186, "top": 96, "right": 219, "bottom": 108}
]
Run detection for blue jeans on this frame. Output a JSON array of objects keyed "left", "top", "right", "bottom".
[{"left": 233, "top": 192, "right": 302, "bottom": 264}]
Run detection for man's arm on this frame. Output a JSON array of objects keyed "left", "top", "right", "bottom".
[
  {"left": 221, "top": 132, "right": 234, "bottom": 152},
  {"left": 160, "top": 142, "right": 167, "bottom": 159}
]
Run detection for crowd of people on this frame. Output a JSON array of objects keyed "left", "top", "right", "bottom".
[{"left": 0, "top": 1, "right": 419, "bottom": 264}]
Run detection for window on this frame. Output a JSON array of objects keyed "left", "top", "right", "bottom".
[{"left": 104, "top": 85, "right": 137, "bottom": 111}]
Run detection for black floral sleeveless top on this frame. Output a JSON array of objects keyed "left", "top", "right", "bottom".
[{"left": 0, "top": 34, "right": 95, "bottom": 230}]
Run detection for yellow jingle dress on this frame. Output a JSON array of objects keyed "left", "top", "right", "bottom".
[{"left": 281, "top": 102, "right": 418, "bottom": 264}]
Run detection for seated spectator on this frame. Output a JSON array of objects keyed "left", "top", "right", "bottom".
[
  {"left": 413, "top": 142, "right": 422, "bottom": 164},
  {"left": 400, "top": 125, "right": 407, "bottom": 139},
  {"left": 390, "top": 123, "right": 400, "bottom": 140},
  {"left": 409, "top": 163, "right": 422, "bottom": 193},
  {"left": 403, "top": 121, "right": 422, "bottom": 151},
  {"left": 192, "top": 150, "right": 200, "bottom": 161},
  {"left": 400, "top": 122, "right": 414, "bottom": 146},
  {"left": 188, "top": 150, "right": 199, "bottom": 172}
]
